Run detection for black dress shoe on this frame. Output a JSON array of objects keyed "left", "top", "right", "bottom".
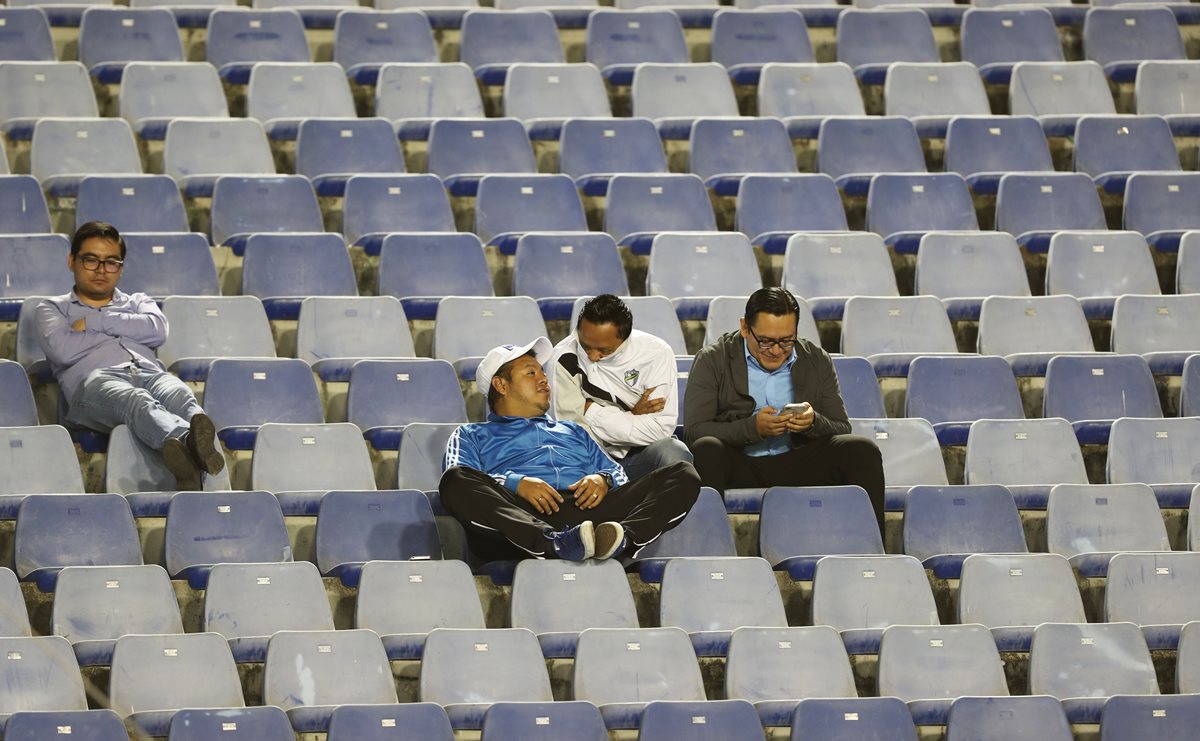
[
  {"left": 187, "top": 412, "right": 226, "bottom": 475},
  {"left": 163, "top": 437, "right": 202, "bottom": 491}
]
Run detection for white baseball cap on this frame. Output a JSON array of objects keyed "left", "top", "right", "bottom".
[{"left": 475, "top": 336, "right": 554, "bottom": 396}]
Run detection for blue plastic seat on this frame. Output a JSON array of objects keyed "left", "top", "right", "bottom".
[
  {"left": 810, "top": 554, "right": 938, "bottom": 653},
  {"left": 1047, "top": 482, "right": 1170, "bottom": 577},
  {"left": 202, "top": 358, "right": 324, "bottom": 449},
  {"left": 511, "top": 559, "right": 638, "bottom": 658},
  {"left": 836, "top": 8, "right": 937, "bottom": 84},
  {"left": 328, "top": 704, "right": 454, "bottom": 741},
  {"left": 427, "top": 117, "right": 536, "bottom": 196},
  {"left": 333, "top": 9, "right": 437, "bottom": 85},
  {"left": 78, "top": 7, "right": 182, "bottom": 83},
  {"left": 31, "top": 117, "right": 141, "bottom": 197},
  {"left": 1044, "top": 353, "right": 1161, "bottom": 444},
  {"left": 1100, "top": 694, "right": 1200, "bottom": 741},
  {"left": 757, "top": 62, "right": 865, "bottom": 139},
  {"left": 914, "top": 231, "right": 1031, "bottom": 320},
  {"left": 639, "top": 700, "right": 763, "bottom": 741},
  {"left": 241, "top": 231, "right": 358, "bottom": 320},
  {"left": 0, "top": 176, "right": 52, "bottom": 235},
  {"left": 0, "top": 427, "right": 85, "bottom": 504},
  {"left": 977, "top": 295, "right": 1095, "bottom": 376},
  {"left": 474, "top": 174, "right": 588, "bottom": 253},
  {"left": 1030, "top": 622, "right": 1159, "bottom": 724},
  {"left": 168, "top": 707, "right": 294, "bottom": 741},
  {"left": 375, "top": 62, "right": 484, "bottom": 141},
  {"left": 74, "top": 174, "right": 188, "bottom": 233},
  {"left": 1111, "top": 294, "right": 1200, "bottom": 374},
  {"left": 0, "top": 636, "right": 87, "bottom": 717},
  {"left": 314, "top": 489, "right": 441, "bottom": 585},
  {"left": 513, "top": 232, "right": 629, "bottom": 320},
  {"left": 688, "top": 117, "right": 797, "bottom": 196},
  {"left": 1135, "top": 60, "right": 1200, "bottom": 136},
  {"left": 604, "top": 174, "right": 716, "bottom": 254},
  {"left": 902, "top": 484, "right": 1027, "bottom": 579},
  {"left": 6, "top": 710, "right": 129, "bottom": 741},
  {"left": 164, "top": 490, "right": 291, "bottom": 588},
  {"left": 52, "top": 564, "right": 183, "bottom": 665},
  {"left": 573, "top": 627, "right": 705, "bottom": 729},
  {"left": 736, "top": 174, "right": 847, "bottom": 254},
  {"left": 14, "top": 494, "right": 141, "bottom": 591},
  {"left": 833, "top": 356, "right": 886, "bottom": 418},
  {"left": 647, "top": 232, "right": 762, "bottom": 320},
  {"left": 156, "top": 296, "right": 275, "bottom": 381},
  {"left": 0, "top": 8, "right": 55, "bottom": 61},
  {"left": 432, "top": 296, "right": 547, "bottom": 379},
  {"left": 850, "top": 418, "right": 948, "bottom": 512},
  {"left": 841, "top": 295, "right": 958, "bottom": 377},
  {"left": 1009, "top": 60, "right": 1117, "bottom": 136},
  {"left": 494, "top": 0, "right": 598, "bottom": 26},
  {"left": 660, "top": 556, "right": 787, "bottom": 656},
  {"left": 295, "top": 118, "right": 405, "bottom": 197},
  {"left": 630, "top": 62, "right": 739, "bottom": 139},
  {"left": 109, "top": 632, "right": 244, "bottom": 738},
  {"left": 1105, "top": 552, "right": 1200, "bottom": 649},
  {"left": 209, "top": 174, "right": 324, "bottom": 254},
  {"left": 503, "top": 63, "right": 611, "bottom": 140},
  {"left": 395, "top": 422, "right": 461, "bottom": 490},
  {"left": 347, "top": 359, "right": 466, "bottom": 450},
  {"left": 343, "top": 175, "right": 455, "bottom": 255},
  {"left": 994, "top": 172, "right": 1109, "bottom": 252},
  {"left": 725, "top": 626, "right": 857, "bottom": 726},
  {"left": 1181, "top": 621, "right": 1200, "bottom": 692},
  {"left": 558, "top": 117, "right": 668, "bottom": 196},
  {"left": 865, "top": 173, "right": 979, "bottom": 253},
  {"left": 947, "top": 696, "right": 1072, "bottom": 741},
  {"left": 759, "top": 486, "right": 883, "bottom": 581},
  {"left": 0, "top": 234, "right": 68, "bottom": 319},
  {"left": 119, "top": 61, "right": 229, "bottom": 139},
  {"left": 585, "top": 9, "right": 688, "bottom": 85},
  {"left": 1182, "top": 231, "right": 1200, "bottom": 293},
  {"left": 205, "top": 8, "right": 309, "bottom": 84},
  {"left": 204, "top": 561, "right": 334, "bottom": 662},
  {"left": 1108, "top": 416, "right": 1200, "bottom": 508},
  {"left": 250, "top": 423, "right": 377, "bottom": 510},
  {"left": 0, "top": 61, "right": 98, "bottom": 141},
  {"left": 615, "top": 0, "right": 717, "bottom": 26},
  {"left": 245, "top": 61, "right": 355, "bottom": 140},
  {"left": 711, "top": 8, "right": 811, "bottom": 86},
  {"left": 252, "top": 0, "right": 357, "bottom": 28},
  {"left": 356, "top": 559, "right": 486, "bottom": 660},
  {"left": 1123, "top": 172, "right": 1200, "bottom": 252},
  {"left": 421, "top": 627, "right": 552, "bottom": 729},
  {"left": 459, "top": 9, "right": 562, "bottom": 85},
  {"left": 790, "top": 698, "right": 917, "bottom": 741},
  {"left": 969, "top": 0, "right": 1079, "bottom": 22},
  {"left": 960, "top": 7, "right": 1063, "bottom": 85},
  {"left": 964, "top": 418, "right": 1088, "bottom": 509},
  {"left": 163, "top": 117, "right": 276, "bottom": 198},
  {"left": 1084, "top": 6, "right": 1184, "bottom": 83},
  {"left": 627, "top": 488, "right": 736, "bottom": 581},
  {"left": 0, "top": 360, "right": 36, "bottom": 428},
  {"left": 1073, "top": 114, "right": 1181, "bottom": 194},
  {"left": 905, "top": 355, "right": 1024, "bottom": 445},
  {"left": 264, "top": 629, "right": 398, "bottom": 732},
  {"left": 943, "top": 115, "right": 1054, "bottom": 195},
  {"left": 569, "top": 295, "right": 687, "bottom": 355},
  {"left": 878, "top": 624, "right": 1010, "bottom": 725},
  {"left": 818, "top": 116, "right": 926, "bottom": 196},
  {"left": 958, "top": 553, "right": 1085, "bottom": 652},
  {"left": 0, "top": 568, "right": 29, "bottom": 637},
  {"left": 295, "top": 296, "right": 415, "bottom": 383},
  {"left": 481, "top": 702, "right": 605, "bottom": 741},
  {"left": 883, "top": 62, "right": 991, "bottom": 138}
]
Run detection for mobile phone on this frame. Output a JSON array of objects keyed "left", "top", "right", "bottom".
[{"left": 779, "top": 402, "right": 811, "bottom": 416}]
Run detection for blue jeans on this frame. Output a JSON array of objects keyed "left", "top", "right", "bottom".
[
  {"left": 66, "top": 365, "right": 202, "bottom": 450},
  {"left": 619, "top": 438, "right": 694, "bottom": 482}
]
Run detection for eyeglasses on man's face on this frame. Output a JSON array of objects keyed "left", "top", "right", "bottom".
[
  {"left": 78, "top": 254, "right": 124, "bottom": 273},
  {"left": 747, "top": 325, "right": 796, "bottom": 352}
]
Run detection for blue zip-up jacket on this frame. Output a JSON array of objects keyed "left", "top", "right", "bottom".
[{"left": 443, "top": 413, "right": 628, "bottom": 492}]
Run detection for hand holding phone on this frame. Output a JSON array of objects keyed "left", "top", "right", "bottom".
[{"left": 778, "top": 402, "right": 811, "bottom": 416}]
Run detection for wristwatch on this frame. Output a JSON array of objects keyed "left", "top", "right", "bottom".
[{"left": 599, "top": 471, "right": 615, "bottom": 489}]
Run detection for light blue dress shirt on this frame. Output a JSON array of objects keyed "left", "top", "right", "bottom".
[{"left": 743, "top": 345, "right": 797, "bottom": 457}]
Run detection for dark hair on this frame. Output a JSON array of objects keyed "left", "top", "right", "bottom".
[
  {"left": 71, "top": 221, "right": 126, "bottom": 259},
  {"left": 486, "top": 349, "right": 537, "bottom": 411},
  {"left": 744, "top": 287, "right": 800, "bottom": 328},
  {"left": 577, "top": 294, "right": 633, "bottom": 340}
]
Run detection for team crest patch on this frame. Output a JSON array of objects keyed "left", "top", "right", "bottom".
[{"left": 624, "top": 368, "right": 640, "bottom": 386}]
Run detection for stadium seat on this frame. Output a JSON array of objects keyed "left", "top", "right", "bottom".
[
  {"left": 866, "top": 173, "right": 979, "bottom": 253},
  {"left": 711, "top": 8, "right": 811, "bottom": 86},
  {"left": 0, "top": 568, "right": 29, "bottom": 638},
  {"left": 0, "top": 61, "right": 98, "bottom": 141},
  {"left": 914, "top": 231, "right": 1031, "bottom": 320},
  {"left": 736, "top": 174, "right": 847, "bottom": 254},
  {"left": 343, "top": 175, "right": 455, "bottom": 254},
  {"left": 333, "top": 9, "right": 437, "bottom": 85},
  {"left": 246, "top": 62, "right": 355, "bottom": 140},
  {"left": 758, "top": 486, "right": 883, "bottom": 580},
  {"left": 790, "top": 697, "right": 918, "bottom": 741},
  {"left": 757, "top": 62, "right": 865, "bottom": 139},
  {"left": 834, "top": 356, "right": 886, "bottom": 418},
  {"left": 118, "top": 61, "right": 228, "bottom": 139},
  {"left": 818, "top": 116, "right": 926, "bottom": 196},
  {"left": 878, "top": 624, "right": 1009, "bottom": 725},
  {"left": 724, "top": 626, "right": 856, "bottom": 726},
  {"left": 427, "top": 117, "right": 536, "bottom": 196},
  {"left": 994, "top": 172, "right": 1108, "bottom": 252},
  {"left": 347, "top": 359, "right": 467, "bottom": 450},
  {"left": 836, "top": 8, "right": 937, "bottom": 84},
  {"left": 0, "top": 7, "right": 55, "bottom": 61},
  {"left": 202, "top": 359, "right": 325, "bottom": 449},
  {"left": 31, "top": 117, "right": 141, "bottom": 197},
  {"left": 74, "top": 174, "right": 188, "bottom": 233},
  {"left": 0, "top": 427, "right": 84, "bottom": 505},
  {"left": 14, "top": 493, "right": 140, "bottom": 591},
  {"left": 164, "top": 490, "right": 291, "bottom": 588},
  {"left": 0, "top": 360, "right": 36, "bottom": 428},
  {"left": 1180, "top": 621, "right": 1200, "bottom": 692},
  {"left": 628, "top": 488, "right": 736, "bottom": 581},
  {"left": 395, "top": 422, "right": 460, "bottom": 490},
  {"left": 647, "top": 232, "right": 763, "bottom": 320},
  {"left": 327, "top": 704, "right": 454, "bottom": 741},
  {"left": 204, "top": 561, "right": 334, "bottom": 662},
  {"left": 421, "top": 627, "right": 552, "bottom": 728},
  {"left": 810, "top": 554, "right": 938, "bottom": 653},
  {"left": 494, "top": 0, "right": 598, "bottom": 26},
  {"left": 103, "top": 422, "right": 220, "bottom": 499},
  {"left": 0, "top": 176, "right": 52, "bottom": 235},
  {"left": 659, "top": 556, "right": 787, "bottom": 656},
  {"left": 241, "top": 231, "right": 357, "bottom": 320},
  {"left": 108, "top": 632, "right": 243, "bottom": 737},
  {"left": 209, "top": 174, "right": 324, "bottom": 254},
  {"left": 314, "top": 489, "right": 441, "bottom": 584},
  {"left": 503, "top": 63, "right": 611, "bottom": 140},
  {"left": 1111, "top": 294, "right": 1200, "bottom": 374},
  {"left": 6, "top": 710, "right": 129, "bottom": 741},
  {"left": 163, "top": 117, "right": 276, "bottom": 198},
  {"left": 1029, "top": 622, "right": 1159, "bottom": 723},
  {"left": 264, "top": 629, "right": 397, "bottom": 732},
  {"left": 1135, "top": 60, "right": 1200, "bottom": 136},
  {"left": 480, "top": 702, "right": 604, "bottom": 741},
  {"left": 1073, "top": 114, "right": 1181, "bottom": 193},
  {"left": 960, "top": 7, "right": 1063, "bottom": 85},
  {"left": 295, "top": 118, "right": 405, "bottom": 196},
  {"left": 375, "top": 62, "right": 485, "bottom": 140},
  {"left": 1043, "top": 354, "right": 1162, "bottom": 443},
  {"left": 1047, "top": 482, "right": 1170, "bottom": 577},
  {"left": 512, "top": 232, "right": 629, "bottom": 320},
  {"left": 630, "top": 62, "right": 739, "bottom": 139},
  {"left": 250, "top": 423, "right": 377, "bottom": 506},
  {"left": 841, "top": 295, "right": 957, "bottom": 377},
  {"left": 295, "top": 296, "right": 415, "bottom": 382},
  {"left": 459, "top": 9, "right": 562, "bottom": 85},
  {"left": 52, "top": 564, "right": 182, "bottom": 665},
  {"left": 883, "top": 62, "right": 991, "bottom": 138},
  {"left": 1009, "top": 60, "right": 1117, "bottom": 136},
  {"left": 688, "top": 117, "right": 797, "bottom": 196},
  {"left": 977, "top": 295, "right": 1095, "bottom": 376},
  {"left": 850, "top": 418, "right": 948, "bottom": 512},
  {"left": 1099, "top": 694, "right": 1200, "bottom": 741},
  {"left": 205, "top": 8, "right": 309, "bottom": 84},
  {"left": 1105, "top": 552, "right": 1200, "bottom": 649},
  {"left": 604, "top": 173, "right": 716, "bottom": 254},
  {"left": 964, "top": 418, "right": 1089, "bottom": 508},
  {"left": 0, "top": 233, "right": 69, "bottom": 322},
  {"left": 78, "top": 7, "right": 181, "bottom": 83},
  {"left": 433, "top": 296, "right": 546, "bottom": 379},
  {"left": 905, "top": 355, "right": 1024, "bottom": 445},
  {"left": 902, "top": 484, "right": 1028, "bottom": 579},
  {"left": 943, "top": 115, "right": 1055, "bottom": 195},
  {"left": 475, "top": 174, "right": 588, "bottom": 253},
  {"left": 1123, "top": 172, "right": 1200, "bottom": 252},
  {"left": 1084, "top": 6, "right": 1185, "bottom": 83},
  {"left": 958, "top": 553, "right": 1085, "bottom": 652},
  {"left": 0, "top": 636, "right": 87, "bottom": 717},
  {"left": 1184, "top": 354, "right": 1200, "bottom": 416},
  {"left": 1108, "top": 416, "right": 1200, "bottom": 507},
  {"left": 638, "top": 700, "right": 763, "bottom": 741},
  {"left": 168, "top": 707, "right": 294, "bottom": 741},
  {"left": 558, "top": 117, "right": 668, "bottom": 196},
  {"left": 356, "top": 560, "right": 485, "bottom": 660},
  {"left": 253, "top": 0, "right": 358, "bottom": 27},
  {"left": 1182, "top": 231, "right": 1200, "bottom": 293},
  {"left": 157, "top": 296, "right": 275, "bottom": 381},
  {"left": 946, "top": 696, "right": 1073, "bottom": 741},
  {"left": 585, "top": 10, "right": 688, "bottom": 85},
  {"left": 510, "top": 559, "right": 638, "bottom": 658}
]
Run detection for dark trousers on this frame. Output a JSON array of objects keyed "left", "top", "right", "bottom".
[
  {"left": 439, "top": 462, "right": 702, "bottom": 561},
  {"left": 690, "top": 434, "right": 885, "bottom": 529}
]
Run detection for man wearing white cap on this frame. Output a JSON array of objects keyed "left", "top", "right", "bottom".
[{"left": 439, "top": 337, "right": 701, "bottom": 562}]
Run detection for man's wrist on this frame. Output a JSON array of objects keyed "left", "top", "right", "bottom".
[{"left": 598, "top": 471, "right": 615, "bottom": 489}]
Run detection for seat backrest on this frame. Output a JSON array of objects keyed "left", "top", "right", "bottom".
[
  {"left": 119, "top": 62, "right": 229, "bottom": 134},
  {"left": 343, "top": 175, "right": 455, "bottom": 245},
  {"left": 572, "top": 627, "right": 705, "bottom": 705},
  {"left": 836, "top": 8, "right": 938, "bottom": 72},
  {"left": 1105, "top": 551, "right": 1200, "bottom": 628},
  {"left": 315, "top": 489, "right": 441, "bottom": 573},
  {"left": 481, "top": 702, "right": 605, "bottom": 741},
  {"left": 512, "top": 232, "right": 629, "bottom": 299},
  {"left": 251, "top": 422, "right": 376, "bottom": 492},
  {"left": 347, "top": 359, "right": 467, "bottom": 432},
  {"left": 0, "top": 61, "right": 98, "bottom": 125},
  {"left": 375, "top": 62, "right": 484, "bottom": 120},
  {"left": 163, "top": 118, "right": 276, "bottom": 182},
  {"left": 1123, "top": 172, "right": 1200, "bottom": 239},
  {"left": 0, "top": 360, "right": 36, "bottom": 428},
  {"left": 884, "top": 61, "right": 990, "bottom": 118},
  {"left": 688, "top": 117, "right": 797, "bottom": 181},
  {"left": 241, "top": 232, "right": 358, "bottom": 309},
  {"left": 1135, "top": 60, "right": 1200, "bottom": 116},
  {"left": 958, "top": 553, "right": 1086, "bottom": 628},
  {"left": 6, "top": 710, "right": 130, "bottom": 741},
  {"left": 585, "top": 10, "right": 688, "bottom": 72},
  {"left": 946, "top": 696, "right": 1073, "bottom": 741},
  {"left": 0, "top": 636, "right": 87, "bottom": 714},
  {"left": 878, "top": 624, "right": 1009, "bottom": 702},
  {"left": 157, "top": 296, "right": 275, "bottom": 371},
  {"left": 1043, "top": 354, "right": 1162, "bottom": 422},
  {"left": 14, "top": 493, "right": 140, "bottom": 580},
  {"left": 209, "top": 174, "right": 323, "bottom": 246},
  {"left": 646, "top": 232, "right": 763, "bottom": 301},
  {"left": 511, "top": 559, "right": 638, "bottom": 635},
  {"left": 759, "top": 486, "right": 883, "bottom": 567},
  {"left": 53, "top": 565, "right": 183, "bottom": 649},
  {"left": 841, "top": 295, "right": 957, "bottom": 357},
  {"left": 558, "top": 117, "right": 668, "bottom": 183},
  {"left": 605, "top": 174, "right": 716, "bottom": 242},
  {"left": 296, "top": 117, "right": 405, "bottom": 181},
  {"left": 0, "top": 8, "right": 55, "bottom": 61},
  {"left": 757, "top": 62, "right": 865, "bottom": 118},
  {"left": 1099, "top": 694, "right": 1200, "bottom": 741},
  {"left": 168, "top": 707, "right": 295, "bottom": 741},
  {"left": 0, "top": 425, "right": 85, "bottom": 496},
  {"left": 1183, "top": 354, "right": 1200, "bottom": 417},
  {"left": 902, "top": 484, "right": 1028, "bottom": 563},
  {"left": 1084, "top": 6, "right": 1185, "bottom": 70},
  {"left": 333, "top": 9, "right": 437, "bottom": 70},
  {"left": 639, "top": 700, "right": 763, "bottom": 741},
  {"left": 328, "top": 704, "right": 454, "bottom": 741},
  {"left": 811, "top": 555, "right": 938, "bottom": 631},
  {"left": 204, "top": 561, "right": 335, "bottom": 642},
  {"left": 1046, "top": 482, "right": 1170, "bottom": 558},
  {"left": 0, "top": 234, "right": 67, "bottom": 306},
  {"left": 164, "top": 491, "right": 291, "bottom": 579},
  {"left": 203, "top": 359, "right": 324, "bottom": 431},
  {"left": 205, "top": 8, "right": 309, "bottom": 71},
  {"left": 995, "top": 172, "right": 1108, "bottom": 237},
  {"left": 1182, "top": 231, "right": 1200, "bottom": 293},
  {"left": 905, "top": 355, "right": 1025, "bottom": 426},
  {"left": 246, "top": 62, "right": 355, "bottom": 122},
  {"left": 1029, "top": 622, "right": 1159, "bottom": 700},
  {"left": 960, "top": 7, "right": 1064, "bottom": 69},
  {"left": 75, "top": 174, "right": 188, "bottom": 233},
  {"left": 659, "top": 556, "right": 788, "bottom": 635},
  {"left": 426, "top": 118, "right": 536, "bottom": 179},
  {"left": 1111, "top": 293, "right": 1200, "bottom": 357},
  {"left": 432, "top": 296, "right": 546, "bottom": 363},
  {"left": 420, "top": 628, "right": 553, "bottom": 705},
  {"left": 850, "top": 418, "right": 949, "bottom": 487},
  {"left": 31, "top": 117, "right": 141, "bottom": 181},
  {"left": 0, "top": 568, "right": 30, "bottom": 637},
  {"left": 474, "top": 174, "right": 587, "bottom": 243},
  {"left": 0, "top": 176, "right": 52, "bottom": 234},
  {"left": 914, "top": 231, "right": 1031, "bottom": 301},
  {"left": 503, "top": 63, "right": 611, "bottom": 120},
  {"left": 1009, "top": 60, "right": 1116, "bottom": 117},
  {"left": 1108, "top": 416, "right": 1200, "bottom": 486},
  {"left": 377, "top": 233, "right": 493, "bottom": 302},
  {"left": 791, "top": 697, "right": 918, "bottom": 741},
  {"left": 356, "top": 559, "right": 486, "bottom": 636},
  {"left": 964, "top": 418, "right": 1089, "bottom": 488},
  {"left": 395, "top": 422, "right": 461, "bottom": 490},
  {"left": 79, "top": 7, "right": 182, "bottom": 72},
  {"left": 977, "top": 295, "right": 1094, "bottom": 358},
  {"left": 725, "top": 625, "right": 856, "bottom": 704},
  {"left": 833, "top": 356, "right": 886, "bottom": 419},
  {"left": 866, "top": 173, "right": 979, "bottom": 241},
  {"left": 459, "top": 9, "right": 563, "bottom": 72},
  {"left": 263, "top": 629, "right": 398, "bottom": 710},
  {"left": 944, "top": 115, "right": 1054, "bottom": 182},
  {"left": 818, "top": 116, "right": 926, "bottom": 181},
  {"left": 1073, "top": 114, "right": 1181, "bottom": 178},
  {"left": 712, "top": 8, "right": 812, "bottom": 69},
  {"left": 108, "top": 633, "right": 244, "bottom": 718},
  {"left": 737, "top": 174, "right": 848, "bottom": 237},
  {"left": 295, "top": 296, "right": 415, "bottom": 365},
  {"left": 630, "top": 62, "right": 739, "bottom": 120}
]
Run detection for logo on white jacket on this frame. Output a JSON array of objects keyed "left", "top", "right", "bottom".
[{"left": 623, "top": 368, "right": 640, "bottom": 386}]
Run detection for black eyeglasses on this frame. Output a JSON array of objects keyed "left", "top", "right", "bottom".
[
  {"left": 78, "top": 254, "right": 124, "bottom": 273},
  {"left": 747, "top": 325, "right": 796, "bottom": 352}
]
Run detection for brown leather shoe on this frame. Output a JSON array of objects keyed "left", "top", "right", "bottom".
[
  {"left": 187, "top": 412, "right": 225, "bottom": 475},
  {"left": 163, "top": 437, "right": 202, "bottom": 491}
]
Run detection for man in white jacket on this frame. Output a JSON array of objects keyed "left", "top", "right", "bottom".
[{"left": 550, "top": 294, "right": 693, "bottom": 481}]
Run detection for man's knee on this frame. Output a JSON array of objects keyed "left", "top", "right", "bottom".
[
  {"left": 645, "top": 438, "right": 693, "bottom": 466},
  {"left": 688, "top": 435, "right": 726, "bottom": 458},
  {"left": 835, "top": 434, "right": 883, "bottom": 467}
]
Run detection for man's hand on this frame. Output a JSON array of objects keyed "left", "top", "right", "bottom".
[
  {"left": 631, "top": 386, "right": 665, "bottom": 416},
  {"left": 517, "top": 476, "right": 563, "bottom": 515},
  {"left": 569, "top": 473, "right": 610, "bottom": 510},
  {"left": 754, "top": 406, "right": 793, "bottom": 438},
  {"left": 71, "top": 318, "right": 86, "bottom": 332},
  {"left": 785, "top": 403, "right": 816, "bottom": 433}
]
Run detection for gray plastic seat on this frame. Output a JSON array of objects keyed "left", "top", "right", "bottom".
[
  {"left": 841, "top": 295, "right": 957, "bottom": 377},
  {"left": 1073, "top": 114, "right": 1181, "bottom": 194},
  {"left": 977, "top": 295, "right": 1095, "bottom": 376},
  {"left": 1084, "top": 6, "right": 1185, "bottom": 83},
  {"left": 1178, "top": 620, "right": 1200, "bottom": 692},
  {"left": 459, "top": 9, "right": 563, "bottom": 85},
  {"left": 1009, "top": 60, "right": 1117, "bottom": 136},
  {"left": 481, "top": 701, "right": 606, "bottom": 741},
  {"left": 0, "top": 61, "right": 98, "bottom": 141},
  {"left": 902, "top": 484, "right": 1028, "bottom": 579},
  {"left": 167, "top": 707, "right": 294, "bottom": 741},
  {"left": 1105, "top": 552, "right": 1200, "bottom": 650},
  {"left": 327, "top": 703, "right": 453, "bottom": 741},
  {"left": 0, "top": 636, "right": 87, "bottom": 720},
  {"left": 904, "top": 355, "right": 1025, "bottom": 446},
  {"left": 850, "top": 418, "right": 948, "bottom": 512},
  {"left": 204, "top": 359, "right": 326, "bottom": 450},
  {"left": 157, "top": 295, "right": 276, "bottom": 382},
  {"left": 884, "top": 62, "right": 990, "bottom": 138},
  {"left": 377, "top": 232, "right": 493, "bottom": 320},
  {"left": 1099, "top": 694, "right": 1200, "bottom": 741},
  {"left": 14, "top": 493, "right": 140, "bottom": 591},
  {"left": 117, "top": 232, "right": 220, "bottom": 298},
  {"left": 375, "top": 62, "right": 484, "bottom": 140},
  {"left": 758, "top": 62, "right": 865, "bottom": 139},
  {"left": 164, "top": 490, "right": 292, "bottom": 588},
  {"left": 946, "top": 696, "right": 1073, "bottom": 741},
  {"left": 781, "top": 232, "right": 898, "bottom": 321},
  {"left": 960, "top": 7, "right": 1063, "bottom": 85},
  {"left": 866, "top": 172, "right": 979, "bottom": 254},
  {"left": 0, "top": 360, "right": 36, "bottom": 428},
  {"left": 557, "top": 117, "right": 669, "bottom": 196},
  {"left": 958, "top": 553, "right": 1085, "bottom": 652},
  {"left": 759, "top": 486, "right": 884, "bottom": 581},
  {"left": 810, "top": 554, "right": 938, "bottom": 653},
  {"left": 836, "top": 8, "right": 937, "bottom": 84},
  {"left": 31, "top": 117, "right": 141, "bottom": 197},
  {"left": 630, "top": 62, "right": 739, "bottom": 139},
  {"left": 625, "top": 487, "right": 737, "bottom": 582},
  {"left": 502, "top": 62, "right": 611, "bottom": 140},
  {"left": 1029, "top": 622, "right": 1159, "bottom": 723},
  {"left": 245, "top": 61, "right": 354, "bottom": 140},
  {"left": 395, "top": 422, "right": 460, "bottom": 491},
  {"left": 790, "top": 697, "right": 917, "bottom": 741},
  {"left": 659, "top": 556, "right": 788, "bottom": 656},
  {"left": 163, "top": 117, "right": 276, "bottom": 198},
  {"left": 432, "top": 296, "right": 547, "bottom": 379},
  {"left": 314, "top": 489, "right": 441, "bottom": 585},
  {"left": 343, "top": 175, "right": 455, "bottom": 253},
  {"left": 426, "top": 117, "right": 536, "bottom": 196},
  {"left": 995, "top": 172, "right": 1108, "bottom": 252},
  {"left": 356, "top": 560, "right": 486, "bottom": 660},
  {"left": 250, "top": 423, "right": 377, "bottom": 507},
  {"left": 818, "top": 116, "right": 926, "bottom": 196},
  {"left": 943, "top": 114, "right": 1054, "bottom": 195},
  {"left": 0, "top": 568, "right": 29, "bottom": 638},
  {"left": 1135, "top": 60, "right": 1200, "bottom": 136},
  {"left": 1107, "top": 416, "right": 1200, "bottom": 508},
  {"left": 1111, "top": 294, "right": 1200, "bottom": 375},
  {"left": 295, "top": 296, "right": 415, "bottom": 383},
  {"left": 646, "top": 232, "right": 763, "bottom": 320},
  {"left": 604, "top": 173, "right": 717, "bottom": 255},
  {"left": 736, "top": 174, "right": 849, "bottom": 254},
  {"left": 914, "top": 231, "right": 1031, "bottom": 321},
  {"left": 119, "top": 61, "right": 228, "bottom": 139},
  {"left": 511, "top": 559, "right": 638, "bottom": 658},
  {"left": 688, "top": 116, "right": 798, "bottom": 195},
  {"left": 513, "top": 232, "right": 630, "bottom": 321},
  {"left": 347, "top": 359, "right": 467, "bottom": 452},
  {"left": 1046, "top": 229, "right": 1162, "bottom": 319},
  {"left": 585, "top": 10, "right": 687, "bottom": 85},
  {"left": 5, "top": 709, "right": 130, "bottom": 741},
  {"left": 474, "top": 174, "right": 588, "bottom": 254},
  {"left": 333, "top": 9, "right": 438, "bottom": 85},
  {"left": 1044, "top": 354, "right": 1162, "bottom": 444},
  {"left": 878, "top": 624, "right": 1009, "bottom": 725},
  {"left": 1046, "top": 482, "right": 1171, "bottom": 577},
  {"left": 295, "top": 117, "right": 406, "bottom": 196},
  {"left": 964, "top": 418, "right": 1089, "bottom": 509}
]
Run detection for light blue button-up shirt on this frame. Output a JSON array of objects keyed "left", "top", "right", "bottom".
[{"left": 744, "top": 345, "right": 797, "bottom": 457}]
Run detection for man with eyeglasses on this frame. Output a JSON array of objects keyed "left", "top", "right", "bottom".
[
  {"left": 684, "top": 287, "right": 885, "bottom": 529},
  {"left": 35, "top": 221, "right": 225, "bottom": 490}
]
